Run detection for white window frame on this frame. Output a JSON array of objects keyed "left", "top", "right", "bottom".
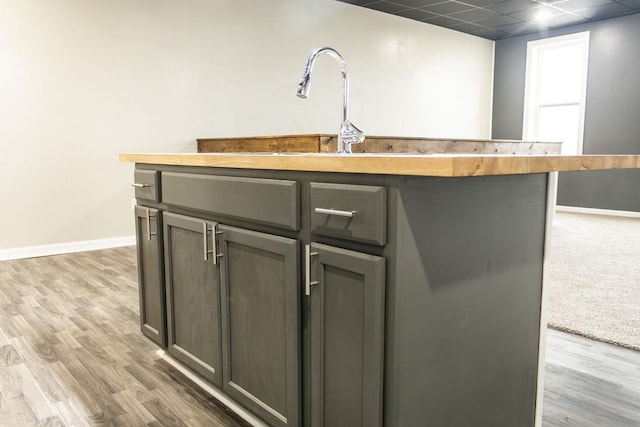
[{"left": 522, "top": 32, "right": 590, "bottom": 154}]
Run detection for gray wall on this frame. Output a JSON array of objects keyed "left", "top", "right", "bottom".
[{"left": 492, "top": 13, "right": 640, "bottom": 212}]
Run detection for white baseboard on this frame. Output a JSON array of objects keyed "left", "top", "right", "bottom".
[
  {"left": 156, "top": 350, "right": 268, "bottom": 427},
  {"left": 556, "top": 205, "right": 640, "bottom": 219},
  {"left": 0, "top": 236, "right": 135, "bottom": 261}
]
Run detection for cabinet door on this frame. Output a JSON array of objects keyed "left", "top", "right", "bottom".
[
  {"left": 219, "top": 226, "right": 300, "bottom": 427},
  {"left": 134, "top": 206, "right": 166, "bottom": 347},
  {"left": 309, "top": 243, "right": 385, "bottom": 427},
  {"left": 163, "top": 212, "right": 222, "bottom": 387}
]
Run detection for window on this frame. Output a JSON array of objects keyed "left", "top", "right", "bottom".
[{"left": 523, "top": 32, "right": 590, "bottom": 155}]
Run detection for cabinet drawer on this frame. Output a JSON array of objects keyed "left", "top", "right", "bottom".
[
  {"left": 134, "top": 170, "right": 160, "bottom": 202},
  {"left": 162, "top": 172, "right": 299, "bottom": 230},
  {"left": 310, "top": 182, "right": 386, "bottom": 245}
]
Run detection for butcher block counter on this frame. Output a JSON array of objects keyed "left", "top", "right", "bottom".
[
  {"left": 119, "top": 151, "right": 640, "bottom": 177},
  {"left": 121, "top": 147, "right": 640, "bottom": 427}
]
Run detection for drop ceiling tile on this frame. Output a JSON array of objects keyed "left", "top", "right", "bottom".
[
  {"left": 424, "top": 14, "right": 469, "bottom": 24},
  {"left": 458, "top": 0, "right": 512, "bottom": 6},
  {"left": 451, "top": 22, "right": 491, "bottom": 35},
  {"left": 543, "top": 12, "right": 591, "bottom": 24},
  {"left": 473, "top": 13, "right": 524, "bottom": 26},
  {"left": 532, "top": 0, "right": 567, "bottom": 4},
  {"left": 365, "top": 1, "right": 413, "bottom": 13},
  {"left": 449, "top": 7, "right": 501, "bottom": 20},
  {"left": 509, "top": 4, "right": 564, "bottom": 19},
  {"left": 617, "top": 0, "right": 640, "bottom": 10},
  {"left": 468, "top": 27, "right": 511, "bottom": 38},
  {"left": 420, "top": 1, "right": 476, "bottom": 14},
  {"left": 483, "top": 0, "right": 541, "bottom": 14},
  {"left": 338, "top": 0, "right": 379, "bottom": 4},
  {"left": 449, "top": 20, "right": 492, "bottom": 31},
  {"left": 551, "top": 0, "right": 612, "bottom": 11},
  {"left": 395, "top": 8, "right": 441, "bottom": 20},
  {"left": 386, "top": 0, "right": 440, "bottom": 6},
  {"left": 536, "top": 0, "right": 567, "bottom": 7},
  {"left": 574, "top": 2, "right": 634, "bottom": 17},
  {"left": 497, "top": 20, "right": 548, "bottom": 33}
]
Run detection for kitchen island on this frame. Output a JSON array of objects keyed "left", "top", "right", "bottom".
[{"left": 120, "top": 151, "right": 640, "bottom": 427}]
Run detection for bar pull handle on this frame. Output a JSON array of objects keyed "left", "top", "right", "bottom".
[
  {"left": 212, "top": 228, "right": 224, "bottom": 264},
  {"left": 146, "top": 208, "right": 157, "bottom": 241},
  {"left": 203, "top": 222, "right": 211, "bottom": 261},
  {"left": 131, "top": 183, "right": 149, "bottom": 188},
  {"left": 314, "top": 207, "right": 355, "bottom": 218},
  {"left": 305, "top": 244, "right": 319, "bottom": 296},
  {"left": 203, "top": 222, "right": 223, "bottom": 265}
]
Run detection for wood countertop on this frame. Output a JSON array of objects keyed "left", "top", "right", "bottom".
[{"left": 119, "top": 152, "right": 640, "bottom": 177}]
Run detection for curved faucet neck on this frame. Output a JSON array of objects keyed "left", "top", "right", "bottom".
[
  {"left": 301, "top": 47, "right": 349, "bottom": 128},
  {"left": 304, "top": 47, "right": 348, "bottom": 78}
]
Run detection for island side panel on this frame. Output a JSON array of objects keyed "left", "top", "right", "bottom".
[{"left": 386, "top": 173, "right": 547, "bottom": 427}]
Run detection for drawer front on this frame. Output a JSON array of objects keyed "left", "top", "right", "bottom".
[
  {"left": 162, "top": 172, "right": 299, "bottom": 230},
  {"left": 310, "top": 182, "right": 386, "bottom": 245},
  {"left": 134, "top": 170, "right": 160, "bottom": 202}
]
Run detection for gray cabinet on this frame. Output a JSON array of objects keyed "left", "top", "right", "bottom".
[
  {"left": 162, "top": 172, "right": 300, "bottom": 231},
  {"left": 133, "top": 171, "right": 385, "bottom": 426},
  {"left": 162, "top": 214, "right": 301, "bottom": 425},
  {"left": 134, "top": 206, "right": 166, "bottom": 347},
  {"left": 133, "top": 169, "right": 160, "bottom": 202},
  {"left": 219, "top": 226, "right": 300, "bottom": 427},
  {"left": 307, "top": 243, "right": 385, "bottom": 427},
  {"left": 163, "top": 212, "right": 223, "bottom": 387}
]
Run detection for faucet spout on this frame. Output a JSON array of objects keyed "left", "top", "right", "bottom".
[
  {"left": 297, "top": 73, "right": 310, "bottom": 99},
  {"left": 296, "top": 47, "right": 364, "bottom": 153}
]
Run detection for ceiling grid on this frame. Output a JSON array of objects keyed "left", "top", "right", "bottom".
[{"left": 338, "top": 0, "right": 640, "bottom": 39}]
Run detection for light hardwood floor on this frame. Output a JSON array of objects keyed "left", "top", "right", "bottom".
[
  {"left": 0, "top": 247, "right": 639, "bottom": 426},
  {"left": 0, "top": 247, "right": 249, "bottom": 427},
  {"left": 542, "top": 329, "right": 640, "bottom": 426}
]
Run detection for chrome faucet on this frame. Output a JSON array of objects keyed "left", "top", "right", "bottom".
[{"left": 297, "top": 47, "right": 365, "bottom": 153}]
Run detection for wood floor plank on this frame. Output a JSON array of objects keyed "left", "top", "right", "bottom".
[
  {"left": 53, "top": 329, "right": 83, "bottom": 351},
  {"left": 40, "top": 415, "right": 66, "bottom": 427},
  {"left": 0, "top": 365, "right": 23, "bottom": 400},
  {"left": 543, "top": 328, "right": 640, "bottom": 426},
  {"left": 52, "top": 399, "right": 89, "bottom": 427},
  {"left": 0, "top": 344, "right": 23, "bottom": 367},
  {"left": 0, "top": 395, "right": 39, "bottom": 427},
  {"left": 10, "top": 363, "right": 58, "bottom": 422},
  {"left": 111, "top": 390, "right": 156, "bottom": 426},
  {"left": 47, "top": 362, "right": 98, "bottom": 419},
  {"left": 141, "top": 398, "right": 189, "bottom": 427},
  {"left": 9, "top": 339, "right": 69, "bottom": 406},
  {"left": 121, "top": 363, "right": 161, "bottom": 391}
]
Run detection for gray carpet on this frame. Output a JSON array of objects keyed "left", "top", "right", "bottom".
[{"left": 547, "top": 211, "right": 640, "bottom": 351}]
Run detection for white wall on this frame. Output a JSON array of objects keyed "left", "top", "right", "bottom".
[{"left": 0, "top": 0, "right": 494, "bottom": 252}]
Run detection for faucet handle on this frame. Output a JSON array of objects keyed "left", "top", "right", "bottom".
[{"left": 340, "top": 121, "right": 365, "bottom": 146}]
